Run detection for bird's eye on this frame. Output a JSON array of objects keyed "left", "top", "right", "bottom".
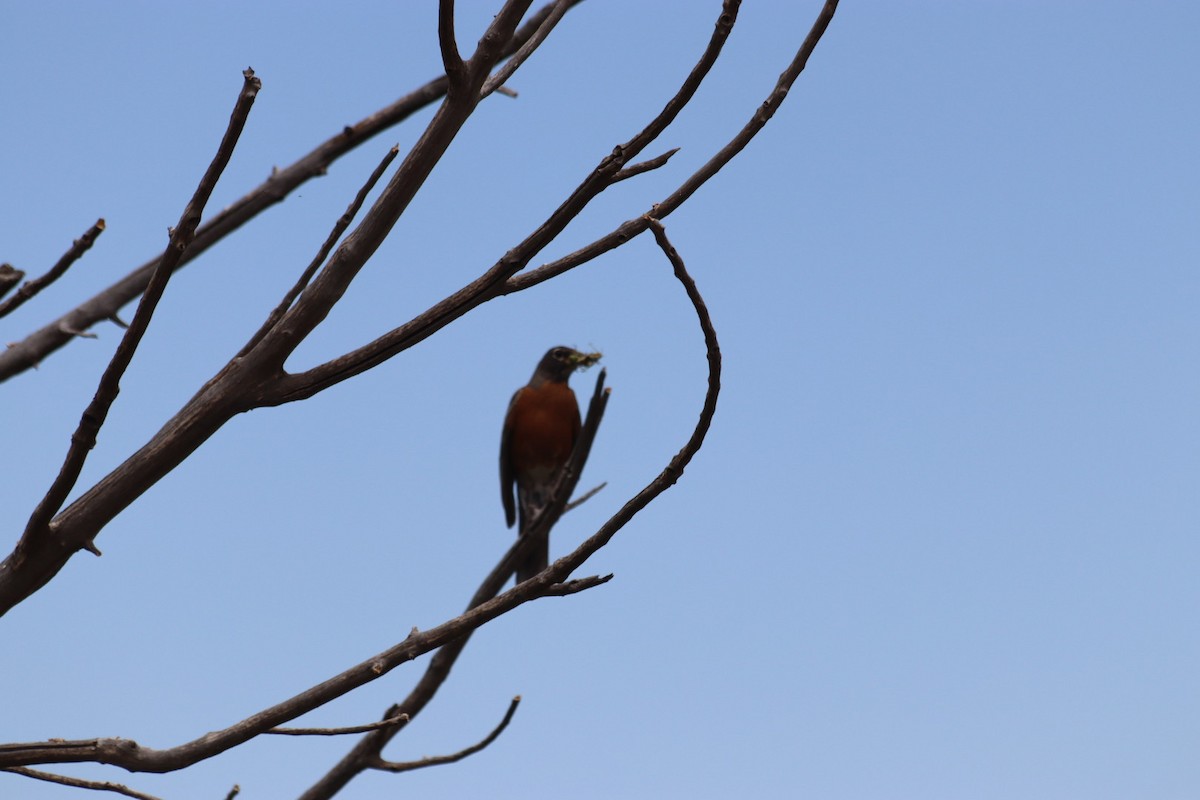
[{"left": 552, "top": 347, "right": 568, "bottom": 360}]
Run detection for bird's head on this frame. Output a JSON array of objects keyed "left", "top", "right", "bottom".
[{"left": 533, "top": 346, "right": 602, "bottom": 383}]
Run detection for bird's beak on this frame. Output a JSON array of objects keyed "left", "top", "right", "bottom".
[{"left": 570, "top": 350, "right": 602, "bottom": 370}]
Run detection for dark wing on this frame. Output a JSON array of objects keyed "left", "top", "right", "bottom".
[{"left": 499, "top": 387, "right": 523, "bottom": 528}]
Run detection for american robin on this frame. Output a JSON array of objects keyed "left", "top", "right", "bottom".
[{"left": 500, "top": 346, "right": 601, "bottom": 583}]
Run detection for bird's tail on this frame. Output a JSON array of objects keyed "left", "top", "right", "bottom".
[
  {"left": 515, "top": 530, "right": 549, "bottom": 584},
  {"left": 516, "top": 487, "right": 550, "bottom": 583}
]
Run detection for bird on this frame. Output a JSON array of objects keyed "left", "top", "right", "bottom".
[{"left": 500, "top": 346, "right": 601, "bottom": 583}]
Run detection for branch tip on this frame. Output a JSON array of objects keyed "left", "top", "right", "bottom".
[{"left": 369, "top": 697, "right": 520, "bottom": 774}]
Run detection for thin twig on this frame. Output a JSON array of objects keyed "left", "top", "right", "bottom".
[
  {"left": 239, "top": 144, "right": 400, "bottom": 357},
  {"left": 1, "top": 767, "right": 162, "bottom": 800},
  {"left": 20, "top": 70, "right": 260, "bottom": 551},
  {"left": 543, "top": 573, "right": 613, "bottom": 596},
  {"left": 224, "top": 786, "right": 240, "bottom": 800},
  {"left": 611, "top": 148, "right": 680, "bottom": 183},
  {"left": 480, "top": 0, "right": 571, "bottom": 99},
  {"left": 564, "top": 481, "right": 606, "bottom": 513},
  {"left": 368, "top": 698, "right": 520, "bottom": 773},
  {"left": 268, "top": 714, "right": 408, "bottom": 736},
  {"left": 0, "top": 219, "right": 105, "bottom": 319}
]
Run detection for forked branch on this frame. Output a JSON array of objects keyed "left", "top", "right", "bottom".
[
  {"left": 367, "top": 698, "right": 521, "bottom": 773},
  {"left": 20, "top": 69, "right": 260, "bottom": 556},
  {"left": 267, "top": 0, "right": 746, "bottom": 404},
  {"left": 0, "top": 219, "right": 105, "bottom": 319},
  {"left": 0, "top": 1, "right": 577, "bottom": 617},
  {"left": 0, "top": 0, "right": 582, "bottom": 383},
  {"left": 1, "top": 3, "right": 838, "bottom": 797},
  {"left": 509, "top": 0, "right": 840, "bottom": 293}
]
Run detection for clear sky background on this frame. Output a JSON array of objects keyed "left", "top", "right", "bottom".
[{"left": 3, "top": 2, "right": 1198, "bottom": 799}]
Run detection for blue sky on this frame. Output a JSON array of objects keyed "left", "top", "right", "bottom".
[{"left": 3, "top": 2, "right": 1199, "bottom": 798}]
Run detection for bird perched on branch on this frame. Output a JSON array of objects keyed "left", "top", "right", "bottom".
[{"left": 500, "top": 346, "right": 601, "bottom": 583}]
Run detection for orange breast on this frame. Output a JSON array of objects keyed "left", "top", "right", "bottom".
[{"left": 508, "top": 382, "right": 581, "bottom": 480}]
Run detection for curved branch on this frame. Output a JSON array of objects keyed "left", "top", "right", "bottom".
[
  {"left": 294, "top": 218, "right": 719, "bottom": 800},
  {"left": 511, "top": 217, "right": 721, "bottom": 605},
  {"left": 3, "top": 84, "right": 735, "bottom": 800},
  {"left": 438, "top": 0, "right": 466, "bottom": 86},
  {"left": 367, "top": 698, "right": 520, "bottom": 773},
  {"left": 296, "top": 370, "right": 609, "bottom": 800}
]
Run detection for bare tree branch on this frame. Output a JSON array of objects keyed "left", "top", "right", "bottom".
[
  {"left": 0, "top": 220, "right": 105, "bottom": 319},
  {"left": 480, "top": 0, "right": 571, "bottom": 99},
  {"left": 495, "top": 220, "right": 721, "bottom": 611},
  {"left": 542, "top": 573, "right": 614, "bottom": 595},
  {"left": 296, "top": 213, "right": 722, "bottom": 800},
  {"left": 1, "top": 767, "right": 162, "bottom": 800},
  {"left": 0, "top": 0, "right": 582, "bottom": 383},
  {"left": 0, "top": 0, "right": 834, "bottom": 650},
  {"left": 438, "top": 0, "right": 467, "bottom": 87},
  {"left": 611, "top": 148, "right": 680, "bottom": 183},
  {"left": 564, "top": 481, "right": 606, "bottom": 513},
  {"left": 238, "top": 144, "right": 401, "bottom": 357},
  {"left": 267, "top": 0, "right": 744, "bottom": 405},
  {"left": 0, "top": 2, "right": 574, "bottom": 617},
  {"left": 232, "top": 0, "right": 542, "bottom": 382},
  {"left": 0, "top": 126, "right": 732, "bottom": 800},
  {"left": 508, "top": 0, "right": 840, "bottom": 293},
  {"left": 296, "top": 369, "right": 610, "bottom": 800},
  {"left": 367, "top": 698, "right": 520, "bottom": 773},
  {"left": 2, "top": 3, "right": 840, "bottom": 794},
  {"left": 0, "top": 376, "right": 606, "bottom": 776},
  {"left": 20, "top": 69, "right": 260, "bottom": 558},
  {"left": 267, "top": 715, "right": 409, "bottom": 737}
]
